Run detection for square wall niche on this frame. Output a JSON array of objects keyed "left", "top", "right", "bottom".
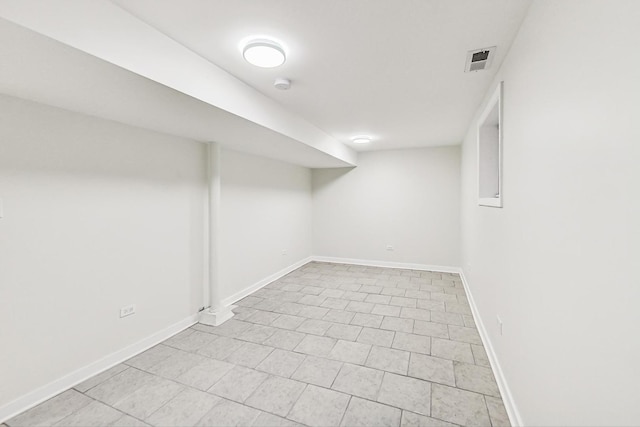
[{"left": 478, "top": 81, "right": 503, "bottom": 208}]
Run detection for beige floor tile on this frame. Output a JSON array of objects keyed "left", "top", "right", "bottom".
[
  {"left": 429, "top": 311, "right": 464, "bottom": 326},
  {"left": 331, "top": 363, "right": 384, "bottom": 400},
  {"left": 431, "top": 384, "right": 490, "bottom": 426},
  {"left": 431, "top": 338, "right": 474, "bottom": 364},
  {"left": 296, "top": 319, "right": 333, "bottom": 335},
  {"left": 86, "top": 368, "right": 155, "bottom": 406},
  {"left": 294, "top": 334, "right": 337, "bottom": 357},
  {"left": 416, "top": 299, "right": 446, "bottom": 312},
  {"left": 163, "top": 330, "right": 218, "bottom": 353},
  {"left": 381, "top": 317, "right": 414, "bottom": 333},
  {"left": 325, "top": 323, "right": 362, "bottom": 341},
  {"left": 471, "top": 344, "right": 490, "bottom": 367},
  {"left": 238, "top": 324, "right": 278, "bottom": 344},
  {"left": 328, "top": 340, "right": 372, "bottom": 365},
  {"left": 147, "top": 351, "right": 206, "bottom": 380},
  {"left": 109, "top": 414, "right": 149, "bottom": 426},
  {"left": 125, "top": 345, "right": 180, "bottom": 371},
  {"left": 377, "top": 372, "right": 431, "bottom": 415},
  {"left": 400, "top": 411, "right": 457, "bottom": 427},
  {"left": 345, "top": 301, "right": 375, "bottom": 313},
  {"left": 357, "top": 327, "right": 395, "bottom": 347},
  {"left": 8, "top": 390, "right": 93, "bottom": 427},
  {"left": 381, "top": 287, "right": 406, "bottom": 297},
  {"left": 291, "top": 355, "right": 343, "bottom": 387},
  {"left": 321, "top": 297, "right": 349, "bottom": 310},
  {"left": 256, "top": 349, "right": 306, "bottom": 378},
  {"left": 145, "top": 388, "right": 220, "bottom": 427},
  {"left": 245, "top": 310, "right": 281, "bottom": 326},
  {"left": 288, "top": 385, "right": 350, "bottom": 427},
  {"left": 196, "top": 399, "right": 261, "bottom": 426},
  {"left": 207, "top": 365, "right": 269, "bottom": 402},
  {"left": 197, "top": 336, "right": 244, "bottom": 360},
  {"left": 413, "top": 321, "right": 449, "bottom": 339},
  {"left": 485, "top": 395, "right": 511, "bottom": 427},
  {"left": 323, "top": 310, "right": 355, "bottom": 324},
  {"left": 398, "top": 307, "right": 429, "bottom": 322},
  {"left": 225, "top": 342, "right": 274, "bottom": 368},
  {"left": 74, "top": 364, "right": 128, "bottom": 393},
  {"left": 175, "top": 357, "right": 234, "bottom": 391},
  {"left": 365, "top": 346, "right": 410, "bottom": 375},
  {"left": 297, "top": 305, "right": 330, "bottom": 319},
  {"left": 448, "top": 325, "right": 482, "bottom": 345},
  {"left": 343, "top": 291, "right": 368, "bottom": 301},
  {"left": 350, "top": 312, "right": 384, "bottom": 328},
  {"left": 372, "top": 304, "right": 402, "bottom": 317},
  {"left": 390, "top": 296, "right": 417, "bottom": 308},
  {"left": 392, "top": 332, "right": 431, "bottom": 355},
  {"left": 408, "top": 353, "right": 455, "bottom": 386},
  {"left": 404, "top": 290, "right": 431, "bottom": 300},
  {"left": 263, "top": 330, "right": 306, "bottom": 351},
  {"left": 244, "top": 376, "right": 306, "bottom": 417},
  {"left": 454, "top": 362, "right": 500, "bottom": 397},
  {"left": 340, "top": 397, "right": 401, "bottom": 427},
  {"left": 207, "top": 319, "right": 252, "bottom": 337},
  {"left": 112, "top": 376, "right": 184, "bottom": 420},
  {"left": 252, "top": 411, "right": 304, "bottom": 427}
]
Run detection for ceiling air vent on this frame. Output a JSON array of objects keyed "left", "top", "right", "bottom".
[{"left": 465, "top": 46, "right": 496, "bottom": 72}]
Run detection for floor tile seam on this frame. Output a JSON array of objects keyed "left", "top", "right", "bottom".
[
  {"left": 94, "top": 365, "right": 161, "bottom": 407},
  {"left": 72, "top": 365, "right": 133, "bottom": 395},
  {"left": 142, "top": 384, "right": 201, "bottom": 425},
  {"left": 77, "top": 381, "right": 164, "bottom": 427},
  {"left": 207, "top": 369, "right": 271, "bottom": 407},
  {"left": 280, "top": 383, "right": 310, "bottom": 421},
  {"left": 34, "top": 390, "right": 95, "bottom": 427},
  {"left": 335, "top": 394, "right": 353, "bottom": 427}
]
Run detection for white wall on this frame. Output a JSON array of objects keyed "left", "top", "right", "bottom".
[
  {"left": 313, "top": 147, "right": 460, "bottom": 268},
  {"left": 0, "top": 95, "right": 207, "bottom": 408},
  {"left": 220, "top": 149, "right": 312, "bottom": 302},
  {"left": 460, "top": 1, "right": 640, "bottom": 425}
]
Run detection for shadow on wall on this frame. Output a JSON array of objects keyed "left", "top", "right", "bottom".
[{"left": 311, "top": 166, "right": 356, "bottom": 192}]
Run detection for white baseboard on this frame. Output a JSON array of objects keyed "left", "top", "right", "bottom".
[
  {"left": 220, "top": 256, "right": 314, "bottom": 307},
  {"left": 312, "top": 255, "right": 460, "bottom": 274},
  {"left": 459, "top": 269, "right": 522, "bottom": 427},
  {"left": 0, "top": 314, "right": 198, "bottom": 424}
]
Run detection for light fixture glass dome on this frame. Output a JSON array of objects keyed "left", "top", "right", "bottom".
[
  {"left": 242, "top": 39, "right": 286, "bottom": 68},
  {"left": 351, "top": 136, "right": 372, "bottom": 144}
]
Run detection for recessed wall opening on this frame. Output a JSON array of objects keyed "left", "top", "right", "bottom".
[{"left": 478, "top": 81, "right": 503, "bottom": 207}]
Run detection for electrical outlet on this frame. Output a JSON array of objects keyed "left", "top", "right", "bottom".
[
  {"left": 281, "top": 249, "right": 287, "bottom": 256},
  {"left": 496, "top": 315, "right": 503, "bottom": 336},
  {"left": 120, "top": 304, "right": 136, "bottom": 318},
  {"left": 386, "top": 245, "right": 394, "bottom": 251}
]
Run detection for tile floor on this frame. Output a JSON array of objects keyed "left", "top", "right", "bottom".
[{"left": 5, "top": 262, "right": 510, "bottom": 427}]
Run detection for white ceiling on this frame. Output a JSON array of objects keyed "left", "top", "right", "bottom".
[{"left": 112, "top": 0, "right": 531, "bottom": 151}]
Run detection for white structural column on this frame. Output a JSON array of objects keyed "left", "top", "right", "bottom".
[{"left": 199, "top": 142, "right": 235, "bottom": 326}]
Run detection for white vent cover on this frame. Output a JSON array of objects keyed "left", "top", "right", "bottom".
[{"left": 465, "top": 46, "right": 496, "bottom": 72}]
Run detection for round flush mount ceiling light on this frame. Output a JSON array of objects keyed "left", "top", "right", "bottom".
[
  {"left": 242, "top": 39, "right": 286, "bottom": 68},
  {"left": 351, "top": 136, "right": 372, "bottom": 144}
]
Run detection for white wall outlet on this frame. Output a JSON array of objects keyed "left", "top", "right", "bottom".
[
  {"left": 386, "top": 245, "right": 394, "bottom": 251},
  {"left": 496, "top": 315, "right": 503, "bottom": 335},
  {"left": 120, "top": 304, "right": 136, "bottom": 318},
  {"left": 281, "top": 249, "right": 287, "bottom": 256}
]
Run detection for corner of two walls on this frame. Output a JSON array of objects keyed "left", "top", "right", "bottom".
[
  {"left": 311, "top": 147, "right": 462, "bottom": 271},
  {"left": 218, "top": 149, "right": 313, "bottom": 305}
]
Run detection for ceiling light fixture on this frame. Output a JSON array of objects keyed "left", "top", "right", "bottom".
[
  {"left": 242, "top": 39, "right": 286, "bottom": 68},
  {"left": 351, "top": 136, "right": 372, "bottom": 144}
]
